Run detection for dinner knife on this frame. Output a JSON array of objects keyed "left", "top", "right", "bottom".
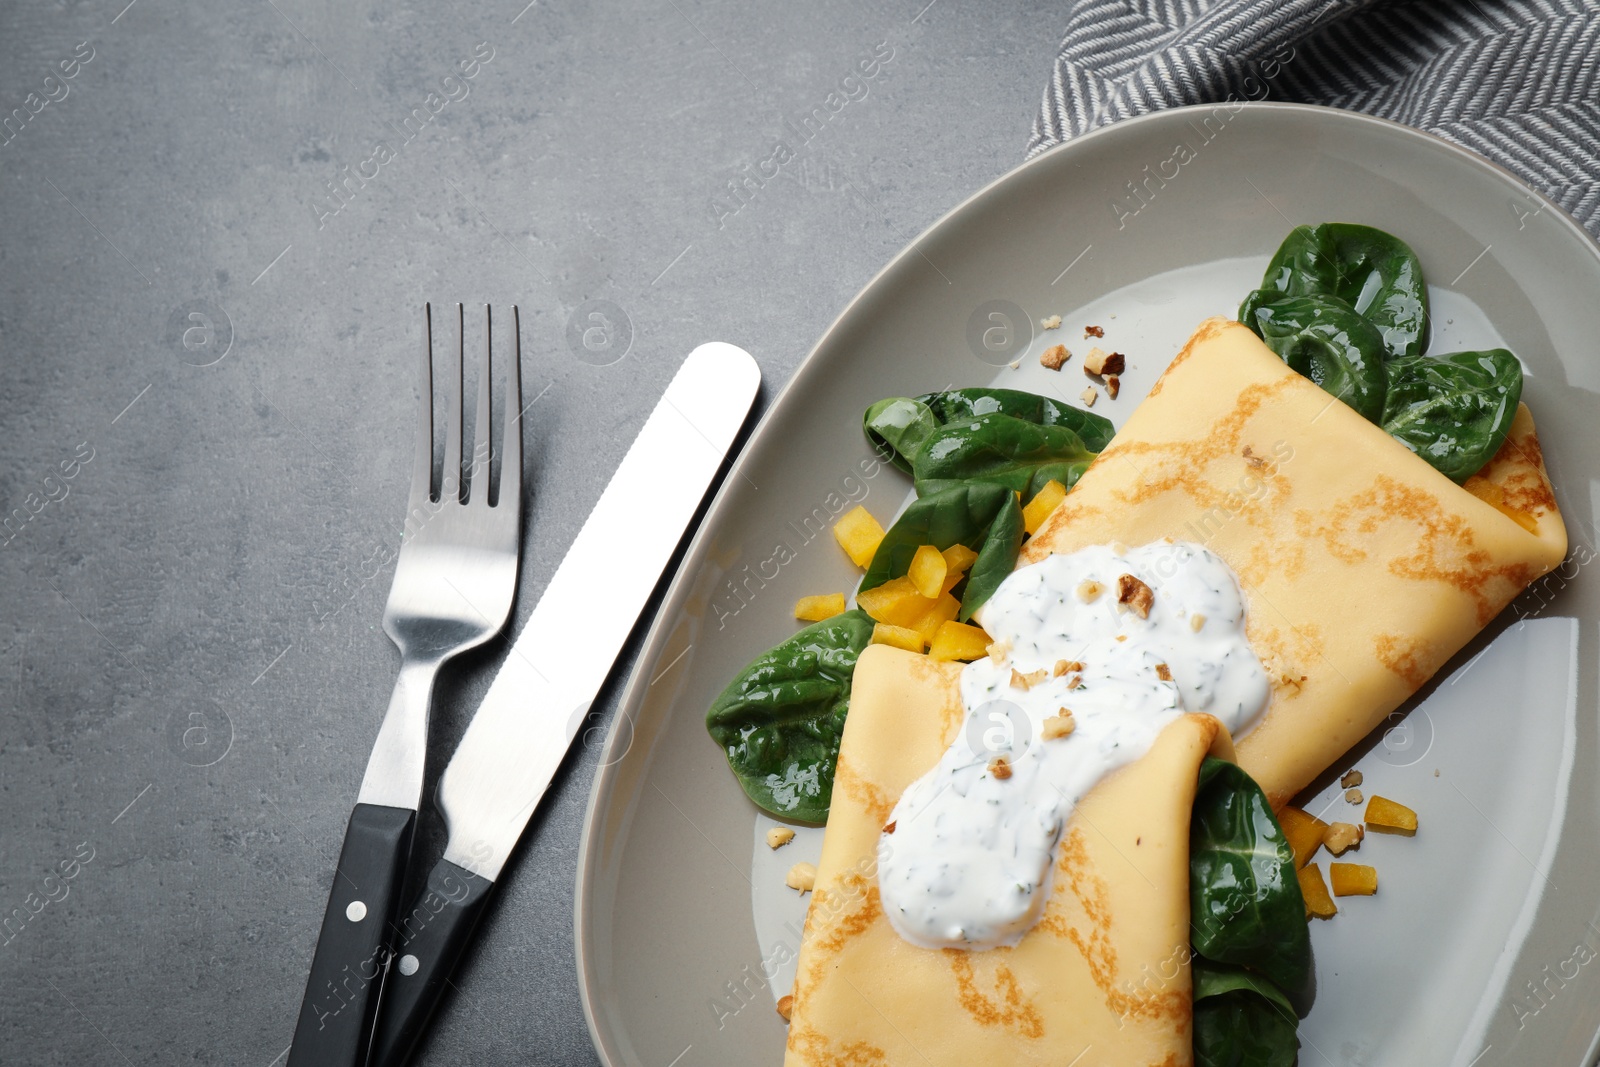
[{"left": 368, "top": 341, "right": 760, "bottom": 1066}]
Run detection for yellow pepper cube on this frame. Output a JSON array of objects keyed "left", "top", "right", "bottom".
[
  {"left": 855, "top": 576, "right": 930, "bottom": 628},
  {"left": 908, "top": 544, "right": 948, "bottom": 598},
  {"left": 929, "top": 620, "right": 993, "bottom": 662},
  {"left": 870, "top": 622, "right": 924, "bottom": 653},
  {"left": 940, "top": 544, "right": 979, "bottom": 575},
  {"left": 832, "top": 506, "right": 885, "bottom": 569},
  {"left": 1297, "top": 863, "right": 1337, "bottom": 920},
  {"left": 793, "top": 594, "right": 846, "bottom": 623},
  {"left": 1364, "top": 795, "right": 1418, "bottom": 836},
  {"left": 1022, "top": 479, "right": 1068, "bottom": 536},
  {"left": 1276, "top": 805, "right": 1328, "bottom": 869},
  {"left": 906, "top": 592, "right": 961, "bottom": 644},
  {"left": 1329, "top": 862, "right": 1378, "bottom": 897}
]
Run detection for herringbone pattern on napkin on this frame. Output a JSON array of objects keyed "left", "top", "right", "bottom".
[{"left": 1028, "top": 0, "right": 1600, "bottom": 236}]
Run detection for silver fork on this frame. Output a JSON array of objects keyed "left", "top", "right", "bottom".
[{"left": 288, "top": 303, "right": 523, "bottom": 1067}]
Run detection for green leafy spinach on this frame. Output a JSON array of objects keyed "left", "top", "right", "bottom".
[
  {"left": 1192, "top": 960, "right": 1300, "bottom": 1067},
  {"left": 1244, "top": 294, "right": 1389, "bottom": 425},
  {"left": 860, "top": 482, "right": 1023, "bottom": 622},
  {"left": 911, "top": 413, "right": 1099, "bottom": 500},
  {"left": 864, "top": 387, "right": 1114, "bottom": 472},
  {"left": 704, "top": 609, "right": 875, "bottom": 823},
  {"left": 1380, "top": 349, "right": 1523, "bottom": 483}
]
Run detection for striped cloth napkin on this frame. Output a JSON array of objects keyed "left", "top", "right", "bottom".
[{"left": 1027, "top": 0, "right": 1599, "bottom": 237}]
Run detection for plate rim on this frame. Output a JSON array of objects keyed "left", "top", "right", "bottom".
[{"left": 572, "top": 99, "right": 1600, "bottom": 1067}]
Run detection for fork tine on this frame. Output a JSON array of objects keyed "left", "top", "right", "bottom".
[
  {"left": 470, "top": 304, "right": 493, "bottom": 504},
  {"left": 410, "top": 304, "right": 435, "bottom": 506},
  {"left": 442, "top": 303, "right": 465, "bottom": 503},
  {"left": 501, "top": 305, "right": 523, "bottom": 511}
]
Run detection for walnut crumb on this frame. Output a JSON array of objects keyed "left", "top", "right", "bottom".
[
  {"left": 1067, "top": 674, "right": 1084, "bottom": 689},
  {"left": 1008, "top": 359, "right": 1020, "bottom": 370},
  {"left": 1010, "top": 667, "right": 1047, "bottom": 690},
  {"left": 1041, "top": 711, "right": 1076, "bottom": 740},
  {"left": 986, "top": 639, "right": 1011, "bottom": 666},
  {"left": 776, "top": 994, "right": 794, "bottom": 1022},
  {"left": 1080, "top": 385, "right": 1097, "bottom": 407},
  {"left": 1116, "top": 573, "right": 1155, "bottom": 619},
  {"left": 766, "top": 826, "right": 795, "bottom": 849},
  {"left": 1076, "top": 579, "right": 1103, "bottom": 603},
  {"left": 1323, "top": 821, "right": 1364, "bottom": 856},
  {"left": 1345, "top": 788, "right": 1364, "bottom": 805},
  {"left": 1340, "top": 770, "right": 1364, "bottom": 789},
  {"left": 988, "top": 756, "right": 1013, "bottom": 780},
  {"left": 1040, "top": 314, "right": 1062, "bottom": 330},
  {"left": 1052, "top": 659, "right": 1085, "bottom": 676},
  {"left": 1082, "top": 347, "right": 1126, "bottom": 376},
  {"left": 1040, "top": 343, "right": 1070, "bottom": 370},
  {"left": 1105, "top": 374, "right": 1120, "bottom": 399},
  {"left": 1190, "top": 613, "right": 1206, "bottom": 631},
  {"left": 1085, "top": 325, "right": 1105, "bottom": 338},
  {"left": 1242, "top": 444, "right": 1266, "bottom": 470},
  {"left": 1155, "top": 663, "right": 1172, "bottom": 682},
  {"left": 882, "top": 820, "right": 896, "bottom": 835},
  {"left": 785, "top": 862, "right": 817, "bottom": 893},
  {"left": 1115, "top": 634, "right": 1127, "bottom": 642}
]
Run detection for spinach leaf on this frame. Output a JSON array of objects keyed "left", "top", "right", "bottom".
[
  {"left": 861, "top": 482, "right": 1023, "bottom": 622},
  {"left": 917, "top": 387, "right": 1116, "bottom": 451},
  {"left": 863, "top": 397, "right": 940, "bottom": 474},
  {"left": 1189, "top": 758, "right": 1313, "bottom": 1005},
  {"left": 1192, "top": 960, "right": 1300, "bottom": 1067},
  {"left": 1241, "top": 223, "right": 1429, "bottom": 359},
  {"left": 911, "top": 413, "right": 1098, "bottom": 500},
  {"left": 864, "top": 387, "right": 1115, "bottom": 473},
  {"left": 705, "top": 609, "right": 876, "bottom": 823},
  {"left": 1380, "top": 349, "right": 1523, "bottom": 483},
  {"left": 1245, "top": 294, "right": 1389, "bottom": 425}
]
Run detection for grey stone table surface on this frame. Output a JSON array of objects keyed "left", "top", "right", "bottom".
[{"left": 0, "top": 1, "right": 1065, "bottom": 1064}]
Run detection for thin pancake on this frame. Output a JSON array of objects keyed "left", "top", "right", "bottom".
[
  {"left": 1020, "top": 317, "right": 1566, "bottom": 805},
  {"left": 785, "top": 645, "right": 1233, "bottom": 1067}
]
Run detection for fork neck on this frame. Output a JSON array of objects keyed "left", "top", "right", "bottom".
[{"left": 356, "top": 656, "right": 445, "bottom": 811}]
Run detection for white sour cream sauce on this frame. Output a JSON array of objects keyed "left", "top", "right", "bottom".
[{"left": 877, "top": 540, "right": 1270, "bottom": 951}]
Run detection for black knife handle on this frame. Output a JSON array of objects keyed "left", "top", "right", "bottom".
[
  {"left": 288, "top": 803, "right": 417, "bottom": 1067},
  {"left": 368, "top": 859, "right": 495, "bottom": 1067}
]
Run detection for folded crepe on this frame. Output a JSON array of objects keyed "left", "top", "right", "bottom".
[
  {"left": 785, "top": 645, "right": 1233, "bottom": 1066},
  {"left": 1020, "top": 317, "right": 1566, "bottom": 806},
  {"left": 785, "top": 317, "right": 1566, "bottom": 1064}
]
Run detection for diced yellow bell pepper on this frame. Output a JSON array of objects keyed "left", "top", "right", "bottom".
[
  {"left": 940, "top": 544, "right": 979, "bottom": 574},
  {"left": 856, "top": 576, "right": 929, "bottom": 628},
  {"left": 870, "top": 622, "right": 924, "bottom": 653},
  {"left": 905, "top": 592, "right": 961, "bottom": 644},
  {"left": 929, "top": 620, "right": 993, "bottom": 662},
  {"left": 832, "top": 506, "right": 885, "bottom": 569},
  {"left": 1297, "top": 864, "right": 1337, "bottom": 920},
  {"left": 1365, "top": 795, "right": 1418, "bottom": 836},
  {"left": 1329, "top": 862, "right": 1378, "bottom": 897},
  {"left": 793, "top": 593, "right": 846, "bottom": 622},
  {"left": 1022, "top": 480, "right": 1068, "bottom": 536},
  {"left": 908, "top": 544, "right": 948, "bottom": 599},
  {"left": 940, "top": 571, "right": 963, "bottom": 595},
  {"left": 1276, "top": 805, "right": 1328, "bottom": 869}
]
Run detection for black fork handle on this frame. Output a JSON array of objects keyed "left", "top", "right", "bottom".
[{"left": 287, "top": 803, "right": 417, "bottom": 1067}]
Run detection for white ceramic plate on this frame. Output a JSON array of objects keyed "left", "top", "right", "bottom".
[{"left": 576, "top": 103, "right": 1600, "bottom": 1067}]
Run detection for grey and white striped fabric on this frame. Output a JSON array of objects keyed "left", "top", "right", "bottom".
[{"left": 1028, "top": 0, "right": 1600, "bottom": 237}]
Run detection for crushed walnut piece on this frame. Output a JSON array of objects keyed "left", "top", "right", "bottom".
[
  {"left": 1080, "top": 385, "right": 1097, "bottom": 407},
  {"left": 1190, "top": 613, "right": 1206, "bottom": 631},
  {"left": 1085, "top": 324, "right": 1105, "bottom": 338},
  {"left": 1082, "top": 347, "right": 1127, "bottom": 377},
  {"left": 1242, "top": 444, "right": 1267, "bottom": 470},
  {"left": 986, "top": 638, "right": 1011, "bottom": 666},
  {"left": 1040, "top": 343, "right": 1070, "bottom": 370},
  {"left": 766, "top": 826, "right": 795, "bottom": 849},
  {"left": 1105, "top": 374, "right": 1120, "bottom": 399},
  {"left": 988, "top": 756, "right": 1013, "bottom": 780},
  {"left": 1340, "top": 769, "right": 1364, "bottom": 789},
  {"left": 1067, "top": 674, "right": 1084, "bottom": 689},
  {"left": 1115, "top": 634, "right": 1127, "bottom": 642},
  {"left": 882, "top": 820, "right": 897, "bottom": 835},
  {"left": 1010, "top": 667, "right": 1048, "bottom": 690},
  {"left": 785, "top": 862, "right": 817, "bottom": 893},
  {"left": 1052, "top": 658, "right": 1085, "bottom": 677},
  {"left": 776, "top": 994, "right": 794, "bottom": 1022},
  {"left": 1155, "top": 663, "right": 1172, "bottom": 682},
  {"left": 1076, "top": 579, "right": 1103, "bottom": 603},
  {"left": 1345, "top": 788, "right": 1364, "bottom": 805},
  {"left": 1041, "top": 710, "right": 1076, "bottom": 740},
  {"left": 1323, "top": 821, "right": 1364, "bottom": 856},
  {"left": 1116, "top": 573, "right": 1155, "bottom": 619},
  {"left": 1040, "top": 314, "right": 1062, "bottom": 330}
]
